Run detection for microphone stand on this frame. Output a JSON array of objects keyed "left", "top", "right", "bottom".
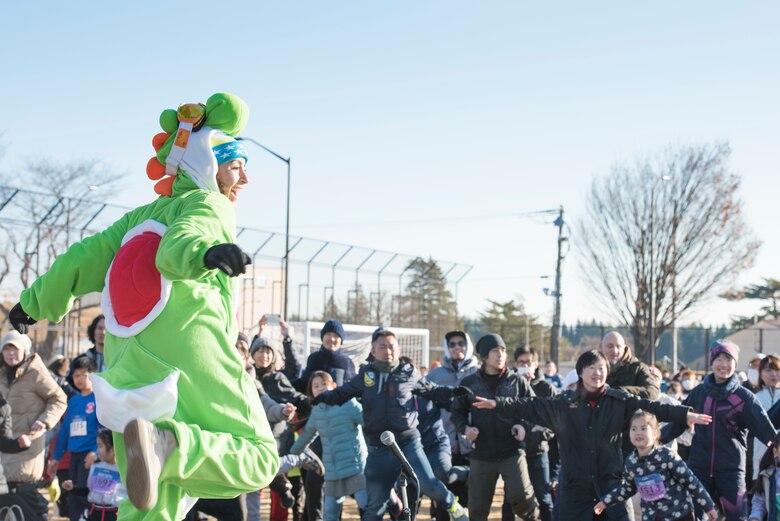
[{"left": 398, "top": 471, "right": 413, "bottom": 521}]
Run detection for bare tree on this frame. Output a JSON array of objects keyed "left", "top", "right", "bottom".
[
  {"left": 577, "top": 142, "right": 759, "bottom": 362},
  {"left": 0, "top": 157, "right": 121, "bottom": 358},
  {"left": 0, "top": 157, "right": 121, "bottom": 289}
]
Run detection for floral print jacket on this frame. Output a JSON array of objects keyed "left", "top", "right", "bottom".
[{"left": 601, "top": 445, "right": 716, "bottom": 520}]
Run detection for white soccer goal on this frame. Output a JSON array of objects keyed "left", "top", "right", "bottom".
[{"left": 286, "top": 321, "right": 430, "bottom": 370}]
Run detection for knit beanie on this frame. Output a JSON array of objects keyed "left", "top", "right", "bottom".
[
  {"left": 475, "top": 333, "right": 506, "bottom": 360},
  {"left": 1, "top": 331, "right": 31, "bottom": 358},
  {"left": 710, "top": 339, "right": 740, "bottom": 365},
  {"left": 320, "top": 320, "right": 345, "bottom": 341},
  {"left": 249, "top": 337, "right": 274, "bottom": 358}
]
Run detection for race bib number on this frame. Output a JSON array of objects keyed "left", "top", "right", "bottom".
[
  {"left": 90, "top": 467, "right": 121, "bottom": 494},
  {"left": 635, "top": 473, "right": 667, "bottom": 502},
  {"left": 70, "top": 416, "right": 87, "bottom": 437}
]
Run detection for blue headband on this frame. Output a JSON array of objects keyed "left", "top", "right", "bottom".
[{"left": 212, "top": 141, "right": 249, "bottom": 166}]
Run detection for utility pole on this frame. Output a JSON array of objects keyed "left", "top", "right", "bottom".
[{"left": 550, "top": 206, "right": 566, "bottom": 366}]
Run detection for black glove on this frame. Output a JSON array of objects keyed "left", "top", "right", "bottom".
[
  {"left": 412, "top": 379, "right": 435, "bottom": 398},
  {"left": 311, "top": 394, "right": 325, "bottom": 406},
  {"left": 453, "top": 386, "right": 472, "bottom": 398},
  {"left": 204, "top": 244, "right": 252, "bottom": 277},
  {"left": 8, "top": 303, "right": 36, "bottom": 334}
]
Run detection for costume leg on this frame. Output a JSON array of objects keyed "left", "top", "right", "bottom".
[{"left": 115, "top": 419, "right": 278, "bottom": 521}]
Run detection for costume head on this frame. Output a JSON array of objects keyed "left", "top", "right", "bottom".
[{"left": 146, "top": 93, "right": 250, "bottom": 196}]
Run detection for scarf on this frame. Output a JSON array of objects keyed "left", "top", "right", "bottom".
[{"left": 577, "top": 381, "right": 607, "bottom": 405}]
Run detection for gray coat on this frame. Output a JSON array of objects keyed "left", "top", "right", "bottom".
[{"left": 427, "top": 334, "right": 479, "bottom": 455}]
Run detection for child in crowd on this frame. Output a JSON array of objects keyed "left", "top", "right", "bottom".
[
  {"left": 290, "top": 371, "right": 367, "bottom": 521},
  {"left": 49, "top": 355, "right": 101, "bottom": 521},
  {"left": 749, "top": 431, "right": 780, "bottom": 521},
  {"left": 63, "top": 429, "right": 125, "bottom": 521},
  {"left": 594, "top": 410, "right": 718, "bottom": 521},
  {"left": 662, "top": 340, "right": 777, "bottom": 521}
]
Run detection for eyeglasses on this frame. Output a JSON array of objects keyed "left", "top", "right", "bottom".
[{"left": 448, "top": 341, "right": 467, "bottom": 348}]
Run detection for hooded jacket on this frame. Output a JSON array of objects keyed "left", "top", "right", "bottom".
[
  {"left": 495, "top": 385, "right": 691, "bottom": 521},
  {"left": 427, "top": 333, "right": 479, "bottom": 455},
  {"left": 662, "top": 373, "right": 776, "bottom": 477},
  {"left": 606, "top": 346, "right": 660, "bottom": 400},
  {"left": 0, "top": 354, "right": 67, "bottom": 483},
  {"left": 315, "top": 361, "right": 420, "bottom": 446}
]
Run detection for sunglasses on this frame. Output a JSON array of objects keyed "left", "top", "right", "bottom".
[{"left": 448, "top": 341, "right": 467, "bottom": 348}]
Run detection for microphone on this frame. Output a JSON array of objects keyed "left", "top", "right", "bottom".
[{"left": 380, "top": 431, "right": 418, "bottom": 483}]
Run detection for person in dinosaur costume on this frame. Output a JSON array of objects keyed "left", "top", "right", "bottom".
[{"left": 8, "top": 93, "right": 280, "bottom": 520}]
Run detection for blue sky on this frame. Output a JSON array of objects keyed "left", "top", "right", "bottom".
[{"left": 1, "top": 2, "right": 778, "bottom": 326}]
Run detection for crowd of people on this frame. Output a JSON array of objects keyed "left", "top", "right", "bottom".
[
  {"left": 1, "top": 92, "right": 778, "bottom": 521},
  {"left": 2, "top": 316, "right": 780, "bottom": 521}
]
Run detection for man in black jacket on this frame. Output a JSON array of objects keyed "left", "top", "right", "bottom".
[
  {"left": 600, "top": 331, "right": 659, "bottom": 399},
  {"left": 451, "top": 334, "right": 539, "bottom": 521},
  {"left": 313, "top": 328, "right": 468, "bottom": 521},
  {"left": 500, "top": 346, "right": 555, "bottom": 521}
]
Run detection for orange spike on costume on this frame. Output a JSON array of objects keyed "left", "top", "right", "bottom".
[
  {"left": 152, "top": 132, "right": 171, "bottom": 152},
  {"left": 147, "top": 158, "right": 166, "bottom": 180},
  {"left": 154, "top": 176, "right": 175, "bottom": 196}
]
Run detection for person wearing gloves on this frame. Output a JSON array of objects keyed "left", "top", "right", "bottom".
[
  {"left": 662, "top": 340, "right": 778, "bottom": 521},
  {"left": 7, "top": 93, "right": 279, "bottom": 520},
  {"left": 0, "top": 330, "right": 66, "bottom": 517},
  {"left": 288, "top": 319, "right": 356, "bottom": 392},
  {"left": 506, "top": 346, "right": 556, "bottom": 521},
  {"left": 425, "top": 330, "right": 479, "bottom": 519},
  {"left": 312, "top": 327, "right": 469, "bottom": 521},
  {"left": 472, "top": 349, "right": 713, "bottom": 521},
  {"left": 283, "top": 318, "right": 355, "bottom": 521},
  {"left": 450, "top": 334, "right": 540, "bottom": 521}
]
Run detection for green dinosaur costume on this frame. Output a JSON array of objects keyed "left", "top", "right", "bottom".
[{"left": 18, "top": 93, "right": 279, "bottom": 520}]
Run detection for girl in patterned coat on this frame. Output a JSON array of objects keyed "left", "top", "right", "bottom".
[{"left": 595, "top": 410, "right": 717, "bottom": 521}]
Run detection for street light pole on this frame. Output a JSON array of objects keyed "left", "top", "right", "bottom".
[
  {"left": 648, "top": 175, "right": 671, "bottom": 367},
  {"left": 236, "top": 137, "right": 291, "bottom": 320}
]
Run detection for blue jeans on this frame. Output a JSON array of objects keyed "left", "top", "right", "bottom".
[
  {"left": 528, "top": 452, "right": 554, "bottom": 521},
  {"left": 323, "top": 488, "right": 368, "bottom": 521},
  {"left": 364, "top": 436, "right": 455, "bottom": 521}
]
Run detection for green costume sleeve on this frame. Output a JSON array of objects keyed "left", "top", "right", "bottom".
[
  {"left": 20, "top": 216, "right": 129, "bottom": 322},
  {"left": 156, "top": 190, "right": 235, "bottom": 281}
]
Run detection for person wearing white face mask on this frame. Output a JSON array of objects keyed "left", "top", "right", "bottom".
[
  {"left": 506, "top": 347, "right": 556, "bottom": 521},
  {"left": 745, "top": 354, "right": 765, "bottom": 393},
  {"left": 752, "top": 354, "right": 780, "bottom": 483},
  {"left": 679, "top": 369, "right": 699, "bottom": 399}
]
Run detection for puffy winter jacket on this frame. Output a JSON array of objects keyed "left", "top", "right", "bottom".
[
  {"left": 662, "top": 373, "right": 776, "bottom": 476},
  {"left": 607, "top": 348, "right": 659, "bottom": 400},
  {"left": 0, "top": 354, "right": 67, "bottom": 483},
  {"left": 427, "top": 354, "right": 479, "bottom": 455},
  {"left": 290, "top": 398, "right": 366, "bottom": 481}
]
